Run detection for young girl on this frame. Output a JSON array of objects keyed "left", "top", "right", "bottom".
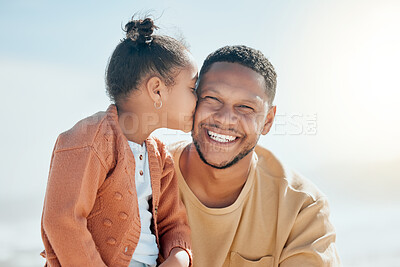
[{"left": 40, "top": 17, "right": 197, "bottom": 267}]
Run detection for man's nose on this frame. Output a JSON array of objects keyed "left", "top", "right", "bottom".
[{"left": 212, "top": 105, "right": 238, "bottom": 127}]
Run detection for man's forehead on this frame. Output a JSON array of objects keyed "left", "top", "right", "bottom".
[
  {"left": 198, "top": 62, "right": 269, "bottom": 101},
  {"left": 206, "top": 61, "right": 255, "bottom": 74},
  {"left": 202, "top": 62, "right": 264, "bottom": 84}
]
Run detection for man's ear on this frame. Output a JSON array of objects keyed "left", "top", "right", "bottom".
[
  {"left": 146, "top": 76, "right": 167, "bottom": 104},
  {"left": 261, "top": 106, "right": 276, "bottom": 135}
]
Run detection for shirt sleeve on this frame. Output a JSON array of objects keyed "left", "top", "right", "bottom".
[
  {"left": 279, "top": 197, "right": 341, "bottom": 267},
  {"left": 156, "top": 151, "right": 193, "bottom": 266},
  {"left": 42, "top": 145, "right": 108, "bottom": 267}
]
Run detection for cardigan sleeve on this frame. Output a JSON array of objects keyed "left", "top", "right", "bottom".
[
  {"left": 156, "top": 150, "right": 192, "bottom": 266},
  {"left": 279, "top": 197, "right": 341, "bottom": 267},
  {"left": 41, "top": 145, "right": 108, "bottom": 267}
]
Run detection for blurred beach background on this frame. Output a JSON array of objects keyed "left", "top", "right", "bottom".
[{"left": 1, "top": 0, "right": 399, "bottom": 266}]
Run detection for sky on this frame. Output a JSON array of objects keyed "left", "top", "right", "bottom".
[{"left": 1, "top": 0, "right": 400, "bottom": 266}]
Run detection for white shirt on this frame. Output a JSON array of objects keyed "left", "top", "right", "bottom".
[{"left": 128, "top": 141, "right": 159, "bottom": 266}]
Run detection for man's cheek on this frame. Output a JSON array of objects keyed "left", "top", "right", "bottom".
[
  {"left": 194, "top": 107, "right": 211, "bottom": 125},
  {"left": 240, "top": 117, "right": 256, "bottom": 134}
]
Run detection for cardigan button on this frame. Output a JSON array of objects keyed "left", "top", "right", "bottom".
[
  {"left": 119, "top": 212, "right": 128, "bottom": 220},
  {"left": 103, "top": 219, "right": 112, "bottom": 227},
  {"left": 114, "top": 192, "right": 123, "bottom": 200},
  {"left": 106, "top": 238, "right": 116, "bottom": 245}
]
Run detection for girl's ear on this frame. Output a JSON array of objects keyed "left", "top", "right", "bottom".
[
  {"left": 146, "top": 76, "right": 168, "bottom": 104},
  {"left": 261, "top": 106, "right": 277, "bottom": 135}
]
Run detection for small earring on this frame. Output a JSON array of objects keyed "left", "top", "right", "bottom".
[{"left": 154, "top": 100, "right": 162, "bottom": 109}]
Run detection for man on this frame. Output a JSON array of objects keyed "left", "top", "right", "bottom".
[{"left": 168, "top": 45, "right": 341, "bottom": 267}]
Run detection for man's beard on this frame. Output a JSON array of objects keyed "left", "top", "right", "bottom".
[{"left": 192, "top": 131, "right": 258, "bottom": 169}]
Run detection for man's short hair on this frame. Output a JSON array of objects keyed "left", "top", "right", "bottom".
[{"left": 199, "top": 45, "right": 277, "bottom": 105}]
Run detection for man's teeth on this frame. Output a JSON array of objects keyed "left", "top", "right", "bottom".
[{"left": 207, "top": 130, "right": 237, "bottom": 143}]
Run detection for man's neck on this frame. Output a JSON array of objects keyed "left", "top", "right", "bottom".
[{"left": 180, "top": 143, "right": 254, "bottom": 208}]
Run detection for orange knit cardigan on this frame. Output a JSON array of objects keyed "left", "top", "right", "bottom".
[{"left": 41, "top": 105, "right": 192, "bottom": 267}]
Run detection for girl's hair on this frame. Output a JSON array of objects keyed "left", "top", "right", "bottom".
[{"left": 106, "top": 17, "right": 190, "bottom": 105}]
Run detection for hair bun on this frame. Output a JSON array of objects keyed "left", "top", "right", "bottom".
[{"left": 125, "top": 18, "right": 158, "bottom": 44}]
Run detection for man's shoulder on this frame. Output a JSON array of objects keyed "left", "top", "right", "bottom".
[
  {"left": 167, "top": 140, "right": 191, "bottom": 157},
  {"left": 254, "top": 145, "right": 325, "bottom": 201}
]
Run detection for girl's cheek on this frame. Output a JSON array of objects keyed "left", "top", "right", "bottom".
[{"left": 194, "top": 96, "right": 198, "bottom": 107}]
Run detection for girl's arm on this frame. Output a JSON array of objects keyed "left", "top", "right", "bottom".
[
  {"left": 156, "top": 146, "right": 192, "bottom": 267},
  {"left": 42, "top": 145, "right": 107, "bottom": 267}
]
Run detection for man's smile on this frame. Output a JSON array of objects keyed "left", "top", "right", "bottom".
[
  {"left": 202, "top": 126, "right": 242, "bottom": 147},
  {"left": 207, "top": 130, "right": 237, "bottom": 143}
]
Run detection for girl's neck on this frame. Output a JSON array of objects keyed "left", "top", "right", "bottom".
[{"left": 116, "top": 99, "right": 161, "bottom": 144}]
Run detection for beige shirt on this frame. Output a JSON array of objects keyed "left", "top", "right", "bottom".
[{"left": 169, "top": 141, "right": 341, "bottom": 267}]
